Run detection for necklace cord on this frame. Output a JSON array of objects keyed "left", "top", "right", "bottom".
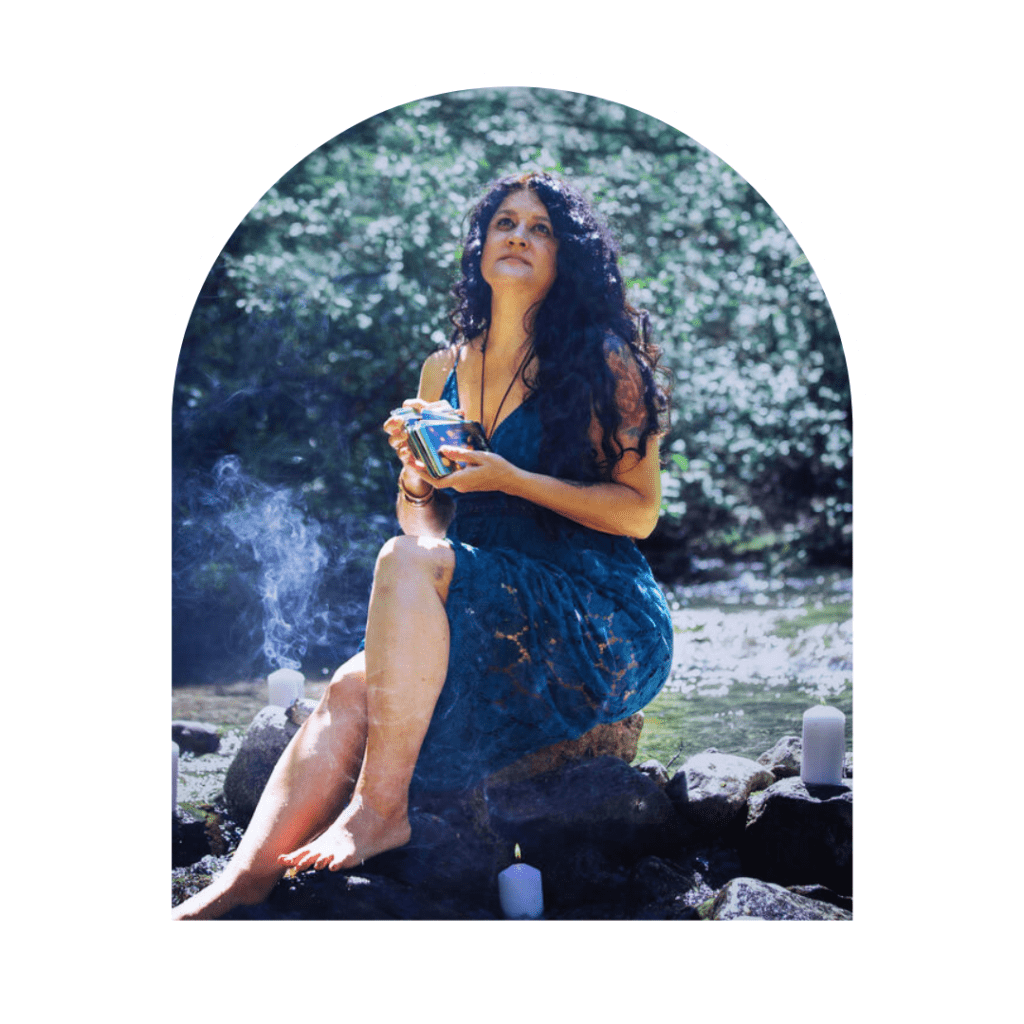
[{"left": 479, "top": 331, "right": 533, "bottom": 441}]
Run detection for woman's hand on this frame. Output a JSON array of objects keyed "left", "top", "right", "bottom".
[
  {"left": 383, "top": 399, "right": 463, "bottom": 491},
  {"left": 423, "top": 446, "right": 519, "bottom": 494}
]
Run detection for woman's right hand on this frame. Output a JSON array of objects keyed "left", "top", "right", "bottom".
[{"left": 383, "top": 398, "right": 463, "bottom": 491}]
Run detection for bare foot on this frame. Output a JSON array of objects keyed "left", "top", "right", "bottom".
[
  {"left": 277, "top": 794, "right": 412, "bottom": 873},
  {"left": 172, "top": 868, "right": 275, "bottom": 921}
]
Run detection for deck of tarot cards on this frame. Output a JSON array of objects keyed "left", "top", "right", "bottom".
[{"left": 391, "top": 406, "right": 490, "bottom": 477}]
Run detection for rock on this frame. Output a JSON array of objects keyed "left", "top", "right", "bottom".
[
  {"left": 741, "top": 775, "right": 853, "bottom": 895},
  {"left": 224, "top": 868, "right": 496, "bottom": 920},
  {"left": 179, "top": 718, "right": 857, "bottom": 920},
  {"left": 787, "top": 883, "right": 853, "bottom": 913},
  {"left": 628, "top": 848, "right": 745, "bottom": 919},
  {"left": 171, "top": 720, "right": 221, "bottom": 755},
  {"left": 483, "top": 756, "right": 682, "bottom": 865},
  {"left": 485, "top": 713, "right": 644, "bottom": 785},
  {"left": 542, "top": 842, "right": 631, "bottom": 911},
  {"left": 223, "top": 701, "right": 317, "bottom": 825},
  {"left": 172, "top": 814, "right": 212, "bottom": 867},
  {"left": 285, "top": 701, "right": 313, "bottom": 726},
  {"left": 172, "top": 853, "right": 229, "bottom": 908},
  {"left": 635, "top": 759, "right": 670, "bottom": 787},
  {"left": 634, "top": 898, "right": 702, "bottom": 920},
  {"left": 666, "top": 749, "right": 775, "bottom": 835},
  {"left": 700, "top": 877, "right": 852, "bottom": 920},
  {"left": 756, "top": 735, "right": 802, "bottom": 779},
  {"left": 367, "top": 811, "right": 496, "bottom": 906},
  {"left": 627, "top": 855, "right": 697, "bottom": 906},
  {"left": 755, "top": 735, "right": 854, "bottom": 781},
  {"left": 675, "top": 840, "right": 744, "bottom": 896}
]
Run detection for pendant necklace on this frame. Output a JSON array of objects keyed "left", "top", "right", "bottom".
[{"left": 480, "top": 329, "right": 533, "bottom": 441}]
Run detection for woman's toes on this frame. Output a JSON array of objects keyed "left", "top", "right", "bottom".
[{"left": 279, "top": 848, "right": 310, "bottom": 869}]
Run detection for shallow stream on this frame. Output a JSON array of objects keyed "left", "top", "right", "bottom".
[{"left": 634, "top": 563, "right": 852, "bottom": 767}]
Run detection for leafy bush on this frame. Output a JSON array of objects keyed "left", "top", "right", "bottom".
[{"left": 172, "top": 87, "right": 850, "bottom": 682}]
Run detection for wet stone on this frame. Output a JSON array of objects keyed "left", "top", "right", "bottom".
[
  {"left": 172, "top": 720, "right": 221, "bottom": 755},
  {"left": 741, "top": 775, "right": 853, "bottom": 895},
  {"left": 701, "top": 876, "right": 851, "bottom": 920},
  {"left": 667, "top": 750, "right": 775, "bottom": 836}
]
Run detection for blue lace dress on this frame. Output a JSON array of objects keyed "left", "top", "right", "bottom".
[{"left": 408, "top": 368, "right": 673, "bottom": 794}]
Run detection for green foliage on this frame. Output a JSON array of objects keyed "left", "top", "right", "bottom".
[{"left": 173, "top": 87, "right": 851, "bottom": 681}]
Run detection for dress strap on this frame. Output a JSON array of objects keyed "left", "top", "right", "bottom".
[{"left": 442, "top": 368, "right": 459, "bottom": 406}]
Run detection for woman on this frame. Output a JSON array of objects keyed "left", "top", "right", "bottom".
[{"left": 173, "top": 172, "right": 673, "bottom": 920}]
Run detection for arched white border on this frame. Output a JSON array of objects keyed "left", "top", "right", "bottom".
[{"left": 157, "top": 70, "right": 864, "bottom": 937}]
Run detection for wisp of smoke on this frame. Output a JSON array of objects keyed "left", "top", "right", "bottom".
[{"left": 215, "top": 456, "right": 328, "bottom": 672}]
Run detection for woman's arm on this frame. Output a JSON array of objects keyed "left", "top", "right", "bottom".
[
  {"left": 387, "top": 349, "right": 457, "bottom": 539},
  {"left": 435, "top": 337, "right": 663, "bottom": 540},
  {"left": 504, "top": 436, "right": 661, "bottom": 539}
]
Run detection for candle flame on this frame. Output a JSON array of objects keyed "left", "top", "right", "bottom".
[{"left": 514, "top": 843, "right": 522, "bottom": 861}]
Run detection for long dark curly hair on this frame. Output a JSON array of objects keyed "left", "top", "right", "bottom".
[{"left": 448, "top": 172, "right": 670, "bottom": 483}]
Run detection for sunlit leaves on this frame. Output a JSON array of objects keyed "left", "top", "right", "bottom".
[{"left": 177, "top": 87, "right": 850, "bottom": 569}]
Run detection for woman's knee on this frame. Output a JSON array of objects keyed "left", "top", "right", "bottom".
[
  {"left": 375, "top": 534, "right": 455, "bottom": 597},
  {"left": 322, "top": 653, "right": 367, "bottom": 715},
  {"left": 330, "top": 651, "right": 366, "bottom": 686}
]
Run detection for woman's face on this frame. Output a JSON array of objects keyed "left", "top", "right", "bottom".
[{"left": 480, "top": 188, "right": 559, "bottom": 304}]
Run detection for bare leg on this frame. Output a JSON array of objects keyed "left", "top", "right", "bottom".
[
  {"left": 172, "top": 655, "right": 369, "bottom": 920},
  {"left": 277, "top": 534, "right": 454, "bottom": 873}
]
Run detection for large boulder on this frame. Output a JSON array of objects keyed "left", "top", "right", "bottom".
[
  {"left": 665, "top": 749, "right": 775, "bottom": 836},
  {"left": 482, "top": 755, "right": 682, "bottom": 865},
  {"left": 223, "top": 705, "right": 645, "bottom": 828},
  {"left": 223, "top": 701, "right": 317, "bottom": 825},
  {"left": 700, "top": 876, "right": 852, "bottom": 920},
  {"left": 367, "top": 811, "right": 497, "bottom": 907},
  {"left": 741, "top": 775, "right": 853, "bottom": 895}
]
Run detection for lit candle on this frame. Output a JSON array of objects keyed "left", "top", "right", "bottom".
[
  {"left": 801, "top": 704, "right": 846, "bottom": 785},
  {"left": 172, "top": 741, "right": 179, "bottom": 816},
  {"left": 498, "top": 844, "right": 544, "bottom": 919},
  {"left": 268, "top": 667, "right": 305, "bottom": 707}
]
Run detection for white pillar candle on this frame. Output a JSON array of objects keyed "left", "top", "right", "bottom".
[
  {"left": 498, "top": 846, "right": 544, "bottom": 919},
  {"left": 801, "top": 704, "right": 846, "bottom": 785},
  {"left": 268, "top": 667, "right": 305, "bottom": 707},
  {"left": 172, "top": 741, "right": 179, "bottom": 816}
]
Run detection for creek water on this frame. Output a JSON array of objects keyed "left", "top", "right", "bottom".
[{"left": 634, "top": 563, "right": 852, "bottom": 769}]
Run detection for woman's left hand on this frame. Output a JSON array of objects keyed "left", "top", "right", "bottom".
[{"left": 424, "top": 446, "right": 519, "bottom": 493}]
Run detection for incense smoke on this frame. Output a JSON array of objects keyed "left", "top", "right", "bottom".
[
  {"left": 173, "top": 455, "right": 385, "bottom": 682},
  {"left": 216, "top": 457, "right": 328, "bottom": 671}
]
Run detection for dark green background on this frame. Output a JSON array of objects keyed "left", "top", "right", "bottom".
[{"left": 9, "top": 0, "right": 999, "bottom": 1015}]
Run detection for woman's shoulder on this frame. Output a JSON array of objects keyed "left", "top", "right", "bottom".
[
  {"left": 419, "top": 345, "right": 460, "bottom": 401},
  {"left": 599, "top": 330, "right": 643, "bottom": 382},
  {"left": 597, "top": 328, "right": 658, "bottom": 433},
  {"left": 599, "top": 327, "right": 634, "bottom": 358}
]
